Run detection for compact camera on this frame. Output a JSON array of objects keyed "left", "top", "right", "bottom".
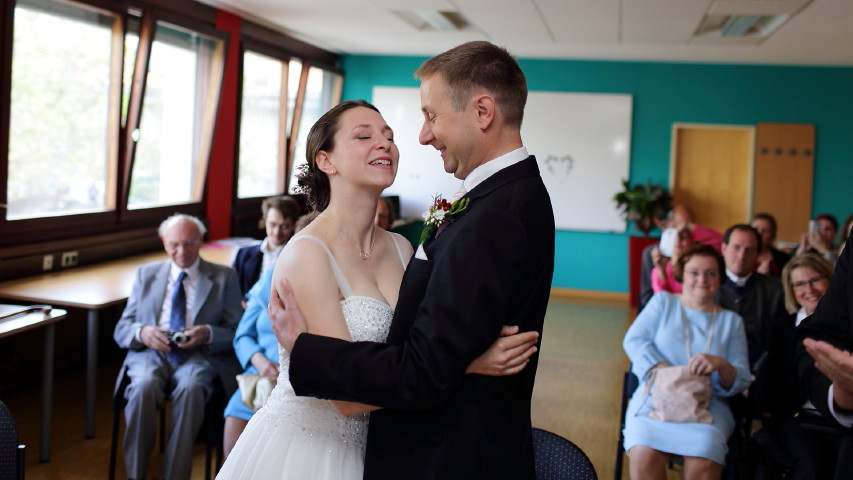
[{"left": 165, "top": 330, "right": 190, "bottom": 345}]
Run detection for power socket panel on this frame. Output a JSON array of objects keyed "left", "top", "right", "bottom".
[
  {"left": 61, "top": 251, "right": 79, "bottom": 267},
  {"left": 42, "top": 254, "right": 54, "bottom": 271}
]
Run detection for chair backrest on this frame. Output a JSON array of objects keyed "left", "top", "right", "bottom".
[
  {"left": 638, "top": 244, "right": 657, "bottom": 312},
  {"left": 532, "top": 427, "right": 597, "bottom": 480},
  {"left": 1, "top": 400, "right": 22, "bottom": 479}
]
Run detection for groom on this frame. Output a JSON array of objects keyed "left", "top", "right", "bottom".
[{"left": 273, "top": 41, "right": 555, "bottom": 479}]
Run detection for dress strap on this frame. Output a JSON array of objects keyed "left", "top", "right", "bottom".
[
  {"left": 284, "top": 235, "right": 354, "bottom": 299},
  {"left": 386, "top": 232, "right": 411, "bottom": 269}
]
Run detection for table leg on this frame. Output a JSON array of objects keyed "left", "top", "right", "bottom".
[
  {"left": 39, "top": 323, "right": 55, "bottom": 463},
  {"left": 86, "top": 309, "right": 98, "bottom": 438}
]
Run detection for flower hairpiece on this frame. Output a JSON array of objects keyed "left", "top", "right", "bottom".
[
  {"left": 293, "top": 162, "right": 312, "bottom": 196},
  {"left": 419, "top": 194, "right": 470, "bottom": 244}
]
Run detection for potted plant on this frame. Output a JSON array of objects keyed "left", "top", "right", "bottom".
[{"left": 613, "top": 179, "right": 672, "bottom": 237}]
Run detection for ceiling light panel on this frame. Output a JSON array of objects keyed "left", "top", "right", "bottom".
[{"left": 708, "top": 0, "right": 812, "bottom": 16}]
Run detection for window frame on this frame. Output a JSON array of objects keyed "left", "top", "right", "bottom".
[
  {"left": 0, "top": 0, "right": 340, "bottom": 256},
  {"left": 235, "top": 39, "right": 293, "bottom": 202},
  {"left": 120, "top": 8, "right": 229, "bottom": 224},
  {"left": 231, "top": 33, "right": 343, "bottom": 235},
  {"left": 0, "top": 0, "right": 128, "bottom": 243}
]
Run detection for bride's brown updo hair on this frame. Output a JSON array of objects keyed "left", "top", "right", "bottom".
[{"left": 298, "top": 100, "right": 381, "bottom": 212}]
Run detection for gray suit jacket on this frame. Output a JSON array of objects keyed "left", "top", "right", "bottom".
[{"left": 113, "top": 258, "right": 243, "bottom": 391}]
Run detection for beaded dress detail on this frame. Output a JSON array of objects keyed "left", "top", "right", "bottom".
[{"left": 216, "top": 234, "right": 408, "bottom": 480}]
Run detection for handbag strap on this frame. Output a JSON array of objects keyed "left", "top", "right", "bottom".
[{"left": 679, "top": 302, "right": 716, "bottom": 358}]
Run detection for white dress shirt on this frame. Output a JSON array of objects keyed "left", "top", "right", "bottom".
[
  {"left": 134, "top": 258, "right": 213, "bottom": 344},
  {"left": 457, "top": 146, "right": 529, "bottom": 195},
  {"left": 259, "top": 236, "right": 284, "bottom": 275}
]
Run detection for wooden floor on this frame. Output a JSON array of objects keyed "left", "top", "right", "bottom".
[{"left": 4, "top": 296, "right": 635, "bottom": 480}]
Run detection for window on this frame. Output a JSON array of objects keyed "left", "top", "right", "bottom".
[
  {"left": 6, "top": 0, "right": 120, "bottom": 220},
  {"left": 288, "top": 66, "right": 342, "bottom": 192},
  {"left": 237, "top": 53, "right": 307, "bottom": 199},
  {"left": 127, "top": 20, "right": 225, "bottom": 210},
  {"left": 0, "top": 0, "right": 339, "bottom": 252},
  {"left": 236, "top": 51, "right": 287, "bottom": 198}
]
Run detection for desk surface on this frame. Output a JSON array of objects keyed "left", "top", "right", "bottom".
[
  {"left": 0, "top": 245, "right": 236, "bottom": 309},
  {"left": 0, "top": 305, "right": 68, "bottom": 339}
]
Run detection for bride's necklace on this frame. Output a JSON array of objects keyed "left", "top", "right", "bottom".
[{"left": 318, "top": 213, "right": 376, "bottom": 261}]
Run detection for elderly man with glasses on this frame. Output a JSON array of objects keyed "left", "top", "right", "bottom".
[{"left": 113, "top": 213, "right": 243, "bottom": 480}]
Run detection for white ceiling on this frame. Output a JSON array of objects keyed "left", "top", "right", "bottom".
[{"left": 200, "top": 0, "right": 853, "bottom": 66}]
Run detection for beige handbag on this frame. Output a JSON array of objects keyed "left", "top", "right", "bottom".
[
  {"left": 236, "top": 374, "right": 276, "bottom": 411},
  {"left": 643, "top": 304, "right": 715, "bottom": 424}
]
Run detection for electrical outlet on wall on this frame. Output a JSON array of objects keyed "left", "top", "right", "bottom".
[
  {"left": 42, "top": 254, "right": 54, "bottom": 271},
  {"left": 61, "top": 251, "right": 79, "bottom": 267}
]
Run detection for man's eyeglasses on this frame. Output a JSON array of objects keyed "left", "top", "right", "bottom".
[
  {"left": 165, "top": 241, "right": 201, "bottom": 250},
  {"left": 792, "top": 276, "right": 826, "bottom": 291}
]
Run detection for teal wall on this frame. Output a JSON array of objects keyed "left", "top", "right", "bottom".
[{"left": 341, "top": 55, "right": 853, "bottom": 293}]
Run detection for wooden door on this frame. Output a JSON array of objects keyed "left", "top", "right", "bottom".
[
  {"left": 752, "top": 123, "right": 814, "bottom": 245},
  {"left": 671, "top": 125, "right": 755, "bottom": 234}
]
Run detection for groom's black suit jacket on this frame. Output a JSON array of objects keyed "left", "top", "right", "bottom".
[{"left": 289, "top": 156, "right": 555, "bottom": 479}]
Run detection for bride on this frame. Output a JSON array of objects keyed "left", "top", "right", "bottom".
[{"left": 216, "top": 100, "right": 537, "bottom": 479}]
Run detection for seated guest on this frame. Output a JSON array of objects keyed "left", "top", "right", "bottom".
[
  {"left": 752, "top": 253, "right": 837, "bottom": 479},
  {"left": 715, "top": 224, "right": 786, "bottom": 368},
  {"left": 796, "top": 235, "right": 853, "bottom": 480},
  {"left": 222, "top": 268, "right": 277, "bottom": 459},
  {"left": 113, "top": 214, "right": 243, "bottom": 480},
  {"left": 233, "top": 196, "right": 301, "bottom": 303},
  {"left": 651, "top": 227, "right": 693, "bottom": 294},
  {"left": 796, "top": 212, "right": 839, "bottom": 265},
  {"left": 623, "top": 244, "right": 751, "bottom": 480},
  {"left": 665, "top": 204, "right": 724, "bottom": 251},
  {"left": 374, "top": 196, "right": 396, "bottom": 230},
  {"left": 750, "top": 212, "right": 789, "bottom": 278}
]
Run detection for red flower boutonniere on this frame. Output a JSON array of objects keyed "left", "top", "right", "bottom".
[{"left": 419, "top": 195, "right": 470, "bottom": 244}]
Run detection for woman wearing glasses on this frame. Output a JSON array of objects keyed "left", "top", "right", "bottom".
[
  {"left": 623, "top": 243, "right": 751, "bottom": 480},
  {"left": 753, "top": 252, "right": 837, "bottom": 479}
]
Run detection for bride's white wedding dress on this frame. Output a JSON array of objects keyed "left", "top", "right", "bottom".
[{"left": 216, "top": 234, "right": 408, "bottom": 480}]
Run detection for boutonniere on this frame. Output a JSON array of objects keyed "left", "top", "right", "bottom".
[{"left": 419, "top": 195, "right": 470, "bottom": 244}]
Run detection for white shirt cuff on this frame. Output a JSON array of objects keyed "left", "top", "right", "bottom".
[{"left": 828, "top": 384, "right": 853, "bottom": 428}]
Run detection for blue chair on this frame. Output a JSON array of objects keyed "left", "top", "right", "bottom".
[
  {"left": 614, "top": 369, "right": 639, "bottom": 480},
  {"left": 532, "top": 427, "right": 597, "bottom": 480},
  {"left": 0, "top": 399, "right": 25, "bottom": 480}
]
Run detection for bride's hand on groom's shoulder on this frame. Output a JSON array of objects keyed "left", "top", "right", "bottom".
[
  {"left": 466, "top": 325, "right": 539, "bottom": 377},
  {"left": 269, "top": 277, "right": 308, "bottom": 353}
]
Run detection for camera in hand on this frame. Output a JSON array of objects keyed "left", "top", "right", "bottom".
[{"left": 166, "top": 330, "right": 190, "bottom": 345}]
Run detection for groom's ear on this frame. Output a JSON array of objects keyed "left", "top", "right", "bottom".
[{"left": 473, "top": 94, "right": 496, "bottom": 131}]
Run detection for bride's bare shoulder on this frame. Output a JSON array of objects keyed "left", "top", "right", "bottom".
[{"left": 276, "top": 233, "right": 332, "bottom": 274}]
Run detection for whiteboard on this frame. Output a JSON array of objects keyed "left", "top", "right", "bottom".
[{"left": 372, "top": 86, "right": 632, "bottom": 232}]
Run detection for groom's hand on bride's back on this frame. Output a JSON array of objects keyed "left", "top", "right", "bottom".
[{"left": 269, "top": 277, "right": 308, "bottom": 354}]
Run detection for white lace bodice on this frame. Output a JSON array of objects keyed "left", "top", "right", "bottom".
[
  {"left": 255, "top": 233, "right": 405, "bottom": 450},
  {"left": 260, "top": 296, "right": 393, "bottom": 450}
]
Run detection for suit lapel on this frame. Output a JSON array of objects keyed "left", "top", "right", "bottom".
[
  {"left": 193, "top": 260, "right": 214, "bottom": 325},
  {"left": 150, "top": 261, "right": 171, "bottom": 323}
]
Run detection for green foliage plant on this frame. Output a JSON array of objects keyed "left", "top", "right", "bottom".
[{"left": 612, "top": 179, "right": 672, "bottom": 237}]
